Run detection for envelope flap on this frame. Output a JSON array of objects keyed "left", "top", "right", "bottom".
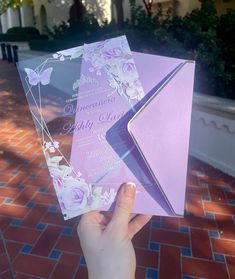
[
  {"left": 128, "top": 61, "right": 195, "bottom": 215},
  {"left": 133, "top": 52, "right": 185, "bottom": 95}
]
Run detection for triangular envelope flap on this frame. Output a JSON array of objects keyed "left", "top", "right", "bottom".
[
  {"left": 132, "top": 52, "right": 185, "bottom": 94},
  {"left": 128, "top": 61, "right": 195, "bottom": 215}
]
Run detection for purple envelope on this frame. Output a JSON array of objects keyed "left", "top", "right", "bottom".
[
  {"left": 17, "top": 36, "right": 195, "bottom": 220},
  {"left": 130, "top": 53, "right": 195, "bottom": 215}
]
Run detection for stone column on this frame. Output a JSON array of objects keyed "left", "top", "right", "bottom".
[
  {"left": 20, "top": 4, "right": 34, "bottom": 27},
  {"left": 0, "top": 12, "right": 8, "bottom": 33},
  {"left": 7, "top": 7, "right": 21, "bottom": 28}
]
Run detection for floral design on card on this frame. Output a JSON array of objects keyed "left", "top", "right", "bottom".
[
  {"left": 83, "top": 36, "right": 145, "bottom": 102},
  {"left": 43, "top": 141, "right": 116, "bottom": 219},
  {"left": 53, "top": 46, "right": 83, "bottom": 61}
]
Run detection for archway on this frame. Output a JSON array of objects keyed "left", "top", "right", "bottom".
[{"left": 40, "top": 5, "right": 47, "bottom": 34}]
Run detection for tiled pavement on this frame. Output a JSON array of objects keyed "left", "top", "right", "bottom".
[{"left": 0, "top": 60, "right": 235, "bottom": 279}]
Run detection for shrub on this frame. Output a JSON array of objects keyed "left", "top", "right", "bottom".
[
  {"left": 216, "top": 9, "right": 235, "bottom": 99},
  {"left": 47, "top": 14, "right": 101, "bottom": 41},
  {"left": 7, "top": 27, "right": 40, "bottom": 36},
  {"left": 29, "top": 39, "right": 82, "bottom": 52},
  {"left": 29, "top": 0, "right": 234, "bottom": 99},
  {"left": 127, "top": 0, "right": 234, "bottom": 99},
  {"left": 0, "top": 27, "right": 48, "bottom": 42}
]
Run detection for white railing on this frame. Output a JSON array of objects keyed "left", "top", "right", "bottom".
[{"left": 189, "top": 93, "right": 235, "bottom": 177}]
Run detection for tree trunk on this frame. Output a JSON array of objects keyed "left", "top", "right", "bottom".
[{"left": 143, "top": 0, "right": 153, "bottom": 17}]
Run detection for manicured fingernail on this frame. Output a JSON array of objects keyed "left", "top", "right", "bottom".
[{"left": 124, "top": 182, "right": 136, "bottom": 197}]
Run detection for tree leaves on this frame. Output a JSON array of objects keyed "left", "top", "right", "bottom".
[{"left": 0, "top": 0, "right": 33, "bottom": 14}]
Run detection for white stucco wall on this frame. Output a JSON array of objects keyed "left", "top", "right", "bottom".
[
  {"left": 33, "top": 0, "right": 72, "bottom": 32},
  {"left": 177, "top": 0, "right": 201, "bottom": 16},
  {"left": 0, "top": 5, "right": 34, "bottom": 33},
  {"left": 7, "top": 7, "right": 20, "bottom": 28},
  {"left": 0, "top": 12, "right": 8, "bottom": 33},
  {"left": 20, "top": 4, "right": 34, "bottom": 27}
]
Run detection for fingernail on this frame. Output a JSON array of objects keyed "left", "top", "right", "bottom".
[{"left": 124, "top": 182, "right": 136, "bottom": 197}]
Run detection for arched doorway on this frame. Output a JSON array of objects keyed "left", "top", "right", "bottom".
[{"left": 40, "top": 5, "right": 47, "bottom": 34}]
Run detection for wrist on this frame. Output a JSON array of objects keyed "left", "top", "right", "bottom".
[{"left": 88, "top": 266, "right": 135, "bottom": 279}]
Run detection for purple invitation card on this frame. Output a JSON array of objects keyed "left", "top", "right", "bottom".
[{"left": 17, "top": 36, "right": 195, "bottom": 220}]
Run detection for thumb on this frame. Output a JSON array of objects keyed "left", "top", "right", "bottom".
[{"left": 110, "top": 182, "right": 136, "bottom": 227}]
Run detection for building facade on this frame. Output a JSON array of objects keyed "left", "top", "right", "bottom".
[
  {"left": 0, "top": 0, "right": 113, "bottom": 34},
  {"left": 0, "top": 4, "right": 34, "bottom": 33},
  {"left": 0, "top": 0, "right": 234, "bottom": 34}
]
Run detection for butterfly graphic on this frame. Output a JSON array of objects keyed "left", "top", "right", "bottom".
[{"left": 24, "top": 67, "right": 53, "bottom": 86}]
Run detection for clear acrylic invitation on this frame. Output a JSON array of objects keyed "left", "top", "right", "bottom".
[{"left": 17, "top": 36, "right": 195, "bottom": 219}]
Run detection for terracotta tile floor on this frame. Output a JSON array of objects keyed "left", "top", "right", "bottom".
[{"left": 0, "top": 60, "right": 235, "bottom": 279}]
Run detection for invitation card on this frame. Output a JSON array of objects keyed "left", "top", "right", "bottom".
[{"left": 17, "top": 36, "right": 195, "bottom": 220}]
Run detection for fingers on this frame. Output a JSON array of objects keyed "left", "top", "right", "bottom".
[
  {"left": 101, "top": 211, "right": 136, "bottom": 222},
  {"left": 128, "top": 214, "right": 152, "bottom": 239},
  {"left": 108, "top": 182, "right": 136, "bottom": 228},
  {"left": 129, "top": 213, "right": 137, "bottom": 222},
  {"left": 101, "top": 211, "right": 112, "bottom": 222},
  {"left": 77, "top": 211, "right": 103, "bottom": 237}
]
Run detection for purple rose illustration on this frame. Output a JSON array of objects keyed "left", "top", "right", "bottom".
[
  {"left": 122, "top": 62, "right": 136, "bottom": 74},
  {"left": 103, "top": 47, "right": 122, "bottom": 60},
  {"left": 61, "top": 177, "right": 89, "bottom": 211},
  {"left": 122, "top": 62, "right": 138, "bottom": 81},
  {"left": 94, "top": 40, "right": 106, "bottom": 50}
]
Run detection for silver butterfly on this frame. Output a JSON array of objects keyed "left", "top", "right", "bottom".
[{"left": 24, "top": 67, "right": 53, "bottom": 86}]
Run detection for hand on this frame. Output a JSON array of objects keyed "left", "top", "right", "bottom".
[{"left": 77, "top": 182, "right": 152, "bottom": 279}]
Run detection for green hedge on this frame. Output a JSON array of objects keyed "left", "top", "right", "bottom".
[
  {"left": 29, "top": 40, "right": 81, "bottom": 52},
  {"left": 0, "top": 27, "right": 48, "bottom": 42}
]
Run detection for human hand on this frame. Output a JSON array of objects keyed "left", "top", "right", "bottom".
[{"left": 77, "top": 182, "right": 152, "bottom": 279}]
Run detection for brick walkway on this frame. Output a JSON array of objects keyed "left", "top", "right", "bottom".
[{"left": 0, "top": 60, "right": 235, "bottom": 279}]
